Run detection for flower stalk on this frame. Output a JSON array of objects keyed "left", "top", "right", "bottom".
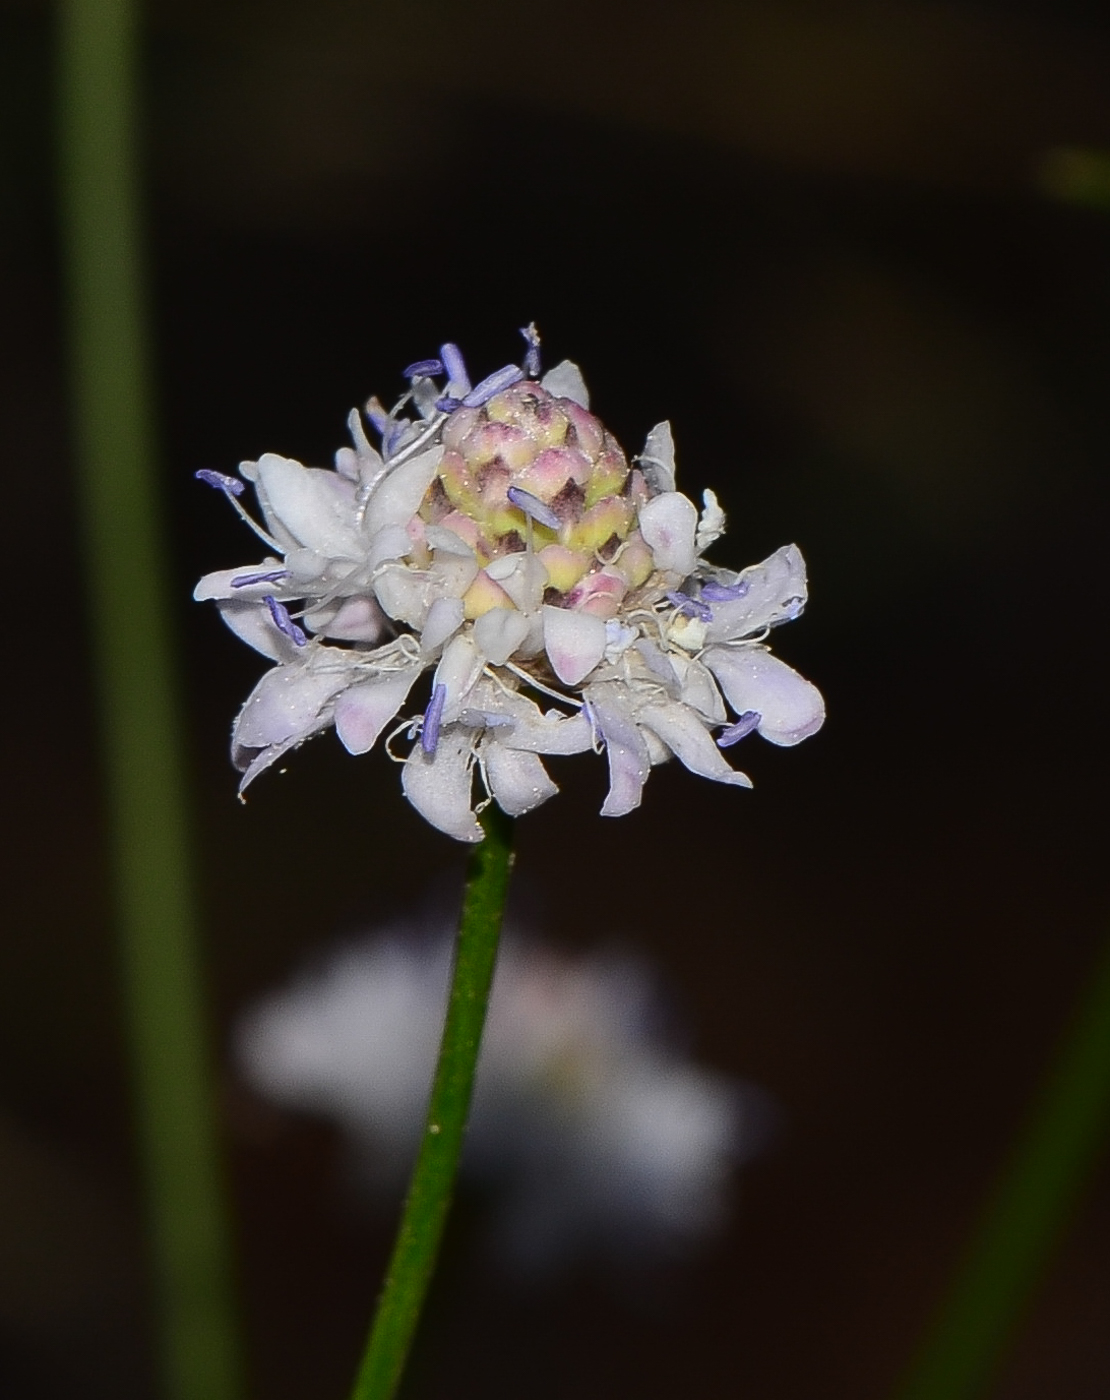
[
  {"left": 897, "top": 933, "right": 1110, "bottom": 1400},
  {"left": 350, "top": 805, "right": 516, "bottom": 1400},
  {"left": 57, "top": 4, "right": 244, "bottom": 1399}
]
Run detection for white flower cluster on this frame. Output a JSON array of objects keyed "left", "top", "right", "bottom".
[
  {"left": 237, "top": 926, "right": 753, "bottom": 1267},
  {"left": 196, "top": 331, "right": 824, "bottom": 840}
]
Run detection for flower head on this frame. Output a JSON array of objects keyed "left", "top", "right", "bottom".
[
  {"left": 196, "top": 328, "right": 824, "bottom": 840},
  {"left": 237, "top": 925, "right": 754, "bottom": 1268}
]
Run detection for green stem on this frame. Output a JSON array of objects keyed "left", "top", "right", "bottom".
[
  {"left": 897, "top": 934, "right": 1110, "bottom": 1400},
  {"left": 350, "top": 806, "right": 517, "bottom": 1400},
  {"left": 56, "top": 4, "right": 245, "bottom": 1399}
]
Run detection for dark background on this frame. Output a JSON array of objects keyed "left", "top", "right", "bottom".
[{"left": 1, "top": 0, "right": 1108, "bottom": 1396}]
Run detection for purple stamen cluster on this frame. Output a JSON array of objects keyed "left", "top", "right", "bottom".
[
  {"left": 264, "top": 595, "right": 307, "bottom": 647},
  {"left": 422, "top": 682, "right": 447, "bottom": 755},
  {"left": 196, "top": 468, "right": 245, "bottom": 497}
]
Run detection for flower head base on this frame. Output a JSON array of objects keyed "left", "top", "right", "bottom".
[{"left": 195, "top": 329, "right": 824, "bottom": 841}]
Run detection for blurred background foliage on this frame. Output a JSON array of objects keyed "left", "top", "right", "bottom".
[{"left": 1, "top": 0, "right": 1108, "bottom": 1397}]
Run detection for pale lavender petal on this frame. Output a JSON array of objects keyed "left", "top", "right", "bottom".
[
  {"left": 639, "top": 492, "right": 698, "bottom": 577},
  {"left": 462, "top": 364, "right": 524, "bottom": 408},
  {"left": 670, "top": 655, "right": 727, "bottom": 723},
  {"left": 334, "top": 669, "right": 420, "bottom": 755},
  {"left": 587, "top": 690, "right": 652, "bottom": 817},
  {"left": 473, "top": 606, "right": 530, "bottom": 665},
  {"left": 362, "top": 446, "right": 444, "bottom": 537},
  {"left": 638, "top": 422, "right": 676, "bottom": 495},
  {"left": 195, "top": 564, "right": 286, "bottom": 603},
  {"left": 638, "top": 701, "right": 753, "bottom": 787},
  {"left": 704, "top": 545, "right": 808, "bottom": 643},
  {"left": 236, "top": 732, "right": 311, "bottom": 795},
  {"left": 234, "top": 665, "right": 349, "bottom": 750},
  {"left": 501, "top": 709, "right": 594, "bottom": 755},
  {"left": 402, "top": 729, "right": 482, "bottom": 842},
  {"left": 430, "top": 634, "right": 485, "bottom": 730},
  {"left": 540, "top": 360, "right": 590, "bottom": 408},
  {"left": 482, "top": 743, "right": 558, "bottom": 816},
  {"left": 542, "top": 606, "right": 608, "bottom": 687},
  {"left": 217, "top": 600, "right": 297, "bottom": 661},
  {"left": 703, "top": 645, "right": 825, "bottom": 746},
  {"left": 317, "top": 595, "right": 387, "bottom": 643},
  {"left": 252, "top": 454, "right": 360, "bottom": 557},
  {"left": 421, "top": 597, "right": 465, "bottom": 655}
]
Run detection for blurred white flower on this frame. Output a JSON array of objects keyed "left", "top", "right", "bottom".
[
  {"left": 236, "top": 927, "right": 761, "bottom": 1268},
  {"left": 196, "top": 328, "right": 824, "bottom": 840}
]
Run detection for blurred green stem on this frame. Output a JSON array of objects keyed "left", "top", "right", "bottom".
[
  {"left": 350, "top": 806, "right": 516, "bottom": 1400},
  {"left": 898, "top": 935, "right": 1110, "bottom": 1400},
  {"left": 56, "top": 3, "right": 244, "bottom": 1399}
]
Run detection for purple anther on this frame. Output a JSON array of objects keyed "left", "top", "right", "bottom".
[
  {"left": 435, "top": 395, "right": 462, "bottom": 414},
  {"left": 507, "top": 485, "right": 561, "bottom": 531},
  {"left": 195, "top": 469, "right": 245, "bottom": 497},
  {"left": 422, "top": 682, "right": 447, "bottom": 756},
  {"left": 717, "top": 711, "right": 761, "bottom": 748},
  {"left": 700, "top": 579, "right": 750, "bottom": 603},
  {"left": 666, "top": 590, "right": 713, "bottom": 622},
  {"left": 231, "top": 569, "right": 290, "bottom": 589},
  {"left": 440, "top": 343, "right": 471, "bottom": 396},
  {"left": 520, "top": 323, "right": 541, "bottom": 378},
  {"left": 403, "top": 357, "right": 444, "bottom": 379},
  {"left": 461, "top": 364, "right": 525, "bottom": 408},
  {"left": 264, "top": 595, "right": 307, "bottom": 647}
]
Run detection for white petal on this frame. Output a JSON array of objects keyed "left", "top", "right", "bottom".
[
  {"left": 363, "top": 445, "right": 444, "bottom": 537},
  {"left": 421, "top": 597, "right": 465, "bottom": 656},
  {"left": 540, "top": 359, "right": 589, "bottom": 407},
  {"left": 194, "top": 561, "right": 285, "bottom": 602},
  {"left": 401, "top": 730, "right": 482, "bottom": 842},
  {"left": 236, "top": 733, "right": 310, "bottom": 794},
  {"left": 256, "top": 454, "right": 361, "bottom": 556},
  {"left": 704, "top": 544, "right": 809, "bottom": 643},
  {"left": 542, "top": 606, "right": 608, "bottom": 686},
  {"left": 669, "top": 655, "right": 727, "bottom": 723},
  {"left": 482, "top": 743, "right": 558, "bottom": 816},
  {"left": 638, "top": 492, "right": 698, "bottom": 577},
  {"left": 639, "top": 421, "right": 676, "bottom": 494},
  {"left": 433, "top": 635, "right": 484, "bottom": 722},
  {"left": 485, "top": 551, "right": 547, "bottom": 614},
  {"left": 234, "top": 664, "right": 349, "bottom": 750},
  {"left": 424, "top": 524, "right": 475, "bottom": 556},
  {"left": 311, "top": 595, "right": 386, "bottom": 642},
  {"left": 473, "top": 606, "right": 530, "bottom": 665},
  {"left": 639, "top": 701, "right": 752, "bottom": 787},
  {"left": 217, "top": 600, "right": 299, "bottom": 661},
  {"left": 374, "top": 565, "right": 432, "bottom": 628},
  {"left": 703, "top": 645, "right": 825, "bottom": 746},
  {"left": 696, "top": 489, "right": 726, "bottom": 551},
  {"left": 367, "top": 524, "right": 413, "bottom": 569},
  {"left": 429, "top": 550, "right": 480, "bottom": 599},
  {"left": 587, "top": 689, "right": 652, "bottom": 817},
  {"left": 334, "top": 669, "right": 420, "bottom": 755}
]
